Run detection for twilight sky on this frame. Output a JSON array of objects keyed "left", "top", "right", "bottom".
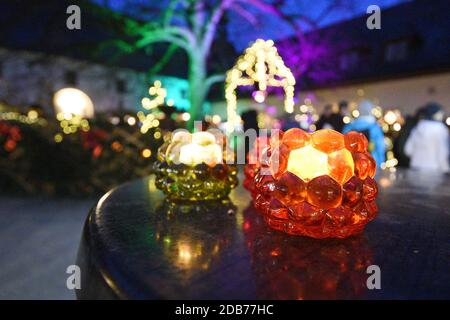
[{"left": 92, "top": 0, "right": 409, "bottom": 50}]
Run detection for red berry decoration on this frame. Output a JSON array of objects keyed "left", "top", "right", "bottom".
[{"left": 253, "top": 129, "right": 379, "bottom": 239}]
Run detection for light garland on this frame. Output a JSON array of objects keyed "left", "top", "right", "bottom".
[
  {"left": 141, "top": 80, "right": 167, "bottom": 110},
  {"left": 139, "top": 80, "right": 168, "bottom": 134},
  {"left": 0, "top": 111, "right": 47, "bottom": 126},
  {"left": 225, "top": 39, "right": 296, "bottom": 132},
  {"left": 56, "top": 112, "right": 90, "bottom": 134}
]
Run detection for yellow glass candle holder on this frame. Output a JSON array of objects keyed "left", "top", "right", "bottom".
[{"left": 154, "top": 131, "right": 238, "bottom": 200}]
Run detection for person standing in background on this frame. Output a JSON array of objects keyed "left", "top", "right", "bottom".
[
  {"left": 241, "top": 109, "right": 259, "bottom": 158},
  {"left": 404, "top": 103, "right": 449, "bottom": 173},
  {"left": 335, "top": 101, "right": 350, "bottom": 133},
  {"left": 393, "top": 106, "right": 425, "bottom": 167},
  {"left": 316, "top": 104, "right": 341, "bottom": 131},
  {"left": 241, "top": 109, "right": 259, "bottom": 134},
  {"left": 343, "top": 100, "right": 386, "bottom": 167},
  {"left": 281, "top": 112, "right": 299, "bottom": 131}
]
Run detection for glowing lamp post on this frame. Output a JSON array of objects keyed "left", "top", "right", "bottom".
[
  {"left": 53, "top": 88, "right": 94, "bottom": 118},
  {"left": 53, "top": 88, "right": 94, "bottom": 133},
  {"left": 154, "top": 131, "right": 238, "bottom": 200},
  {"left": 253, "top": 128, "right": 378, "bottom": 239}
]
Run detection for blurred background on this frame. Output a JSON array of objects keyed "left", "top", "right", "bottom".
[{"left": 0, "top": 0, "right": 448, "bottom": 299}]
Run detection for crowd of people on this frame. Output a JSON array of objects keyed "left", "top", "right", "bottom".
[
  {"left": 241, "top": 100, "right": 449, "bottom": 174},
  {"left": 316, "top": 100, "right": 386, "bottom": 166},
  {"left": 316, "top": 100, "right": 449, "bottom": 173}
]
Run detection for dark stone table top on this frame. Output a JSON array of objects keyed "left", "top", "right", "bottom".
[{"left": 77, "top": 169, "right": 450, "bottom": 299}]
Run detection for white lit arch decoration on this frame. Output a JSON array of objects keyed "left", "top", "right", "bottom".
[{"left": 225, "top": 39, "right": 296, "bottom": 132}]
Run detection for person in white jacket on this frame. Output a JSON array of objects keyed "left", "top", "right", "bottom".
[{"left": 404, "top": 103, "right": 449, "bottom": 173}]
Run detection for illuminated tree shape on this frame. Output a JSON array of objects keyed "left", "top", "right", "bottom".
[
  {"left": 225, "top": 39, "right": 296, "bottom": 132},
  {"left": 138, "top": 80, "right": 167, "bottom": 134},
  {"left": 141, "top": 80, "right": 167, "bottom": 110}
]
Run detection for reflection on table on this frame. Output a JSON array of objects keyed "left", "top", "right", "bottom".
[{"left": 243, "top": 204, "right": 373, "bottom": 299}]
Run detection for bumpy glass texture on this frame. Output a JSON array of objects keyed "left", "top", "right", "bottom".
[
  {"left": 154, "top": 131, "right": 238, "bottom": 200},
  {"left": 254, "top": 128, "right": 378, "bottom": 238}
]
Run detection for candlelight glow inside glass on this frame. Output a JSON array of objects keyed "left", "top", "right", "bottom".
[
  {"left": 254, "top": 128, "right": 378, "bottom": 239},
  {"left": 154, "top": 131, "right": 238, "bottom": 200}
]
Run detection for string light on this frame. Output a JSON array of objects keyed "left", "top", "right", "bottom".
[
  {"left": 182, "top": 112, "right": 191, "bottom": 122},
  {"left": 56, "top": 112, "right": 90, "bottom": 134},
  {"left": 300, "top": 104, "right": 309, "bottom": 113},
  {"left": 54, "top": 134, "right": 63, "bottom": 143},
  {"left": 141, "top": 80, "right": 167, "bottom": 110},
  {"left": 212, "top": 115, "right": 221, "bottom": 124},
  {"left": 138, "top": 80, "right": 171, "bottom": 134},
  {"left": 372, "top": 106, "right": 383, "bottom": 118},
  {"left": 127, "top": 116, "right": 136, "bottom": 126},
  {"left": 253, "top": 90, "right": 266, "bottom": 103},
  {"left": 384, "top": 110, "right": 397, "bottom": 125},
  {"left": 0, "top": 111, "right": 46, "bottom": 126},
  {"left": 225, "top": 39, "right": 296, "bottom": 132},
  {"left": 141, "top": 148, "right": 152, "bottom": 158},
  {"left": 27, "top": 110, "right": 38, "bottom": 120}
]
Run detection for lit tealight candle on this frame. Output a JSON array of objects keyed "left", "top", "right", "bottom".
[
  {"left": 179, "top": 143, "right": 222, "bottom": 167},
  {"left": 287, "top": 145, "right": 330, "bottom": 181},
  {"left": 154, "top": 130, "right": 237, "bottom": 200}
]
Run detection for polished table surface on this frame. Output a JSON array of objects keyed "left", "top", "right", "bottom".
[{"left": 77, "top": 169, "right": 450, "bottom": 299}]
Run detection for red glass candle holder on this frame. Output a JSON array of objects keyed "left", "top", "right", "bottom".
[{"left": 254, "top": 128, "right": 378, "bottom": 239}]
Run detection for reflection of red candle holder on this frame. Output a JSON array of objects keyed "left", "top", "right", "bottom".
[
  {"left": 243, "top": 204, "right": 373, "bottom": 299},
  {"left": 243, "top": 136, "right": 270, "bottom": 197},
  {"left": 254, "top": 128, "right": 378, "bottom": 239}
]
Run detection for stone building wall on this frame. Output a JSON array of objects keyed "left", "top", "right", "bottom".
[{"left": 0, "top": 48, "right": 147, "bottom": 115}]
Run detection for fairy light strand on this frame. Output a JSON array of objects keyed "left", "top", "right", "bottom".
[{"left": 225, "top": 39, "right": 296, "bottom": 132}]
